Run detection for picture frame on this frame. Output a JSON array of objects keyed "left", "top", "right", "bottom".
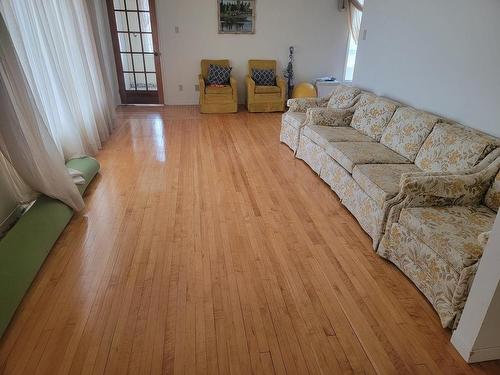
[{"left": 218, "top": 0, "right": 255, "bottom": 34}]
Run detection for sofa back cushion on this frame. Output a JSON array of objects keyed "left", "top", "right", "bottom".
[
  {"left": 380, "top": 107, "right": 439, "bottom": 162},
  {"left": 327, "top": 85, "right": 361, "bottom": 110},
  {"left": 351, "top": 94, "right": 399, "bottom": 141},
  {"left": 485, "top": 170, "right": 500, "bottom": 212},
  {"left": 355, "top": 92, "right": 377, "bottom": 104},
  {"left": 248, "top": 59, "right": 276, "bottom": 72},
  {"left": 415, "top": 123, "right": 499, "bottom": 172}
]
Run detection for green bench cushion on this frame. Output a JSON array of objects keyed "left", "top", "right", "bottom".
[
  {"left": 0, "top": 156, "right": 100, "bottom": 337},
  {"left": 66, "top": 157, "right": 100, "bottom": 194}
]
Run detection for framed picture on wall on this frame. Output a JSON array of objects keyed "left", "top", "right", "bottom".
[{"left": 218, "top": 0, "right": 255, "bottom": 34}]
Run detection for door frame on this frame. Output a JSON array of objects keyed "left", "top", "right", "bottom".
[{"left": 106, "top": 0, "right": 164, "bottom": 105}]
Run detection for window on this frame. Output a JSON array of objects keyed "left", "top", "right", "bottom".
[
  {"left": 344, "top": 31, "right": 358, "bottom": 81},
  {"left": 344, "top": 0, "right": 364, "bottom": 82}
]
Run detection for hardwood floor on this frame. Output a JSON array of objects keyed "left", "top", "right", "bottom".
[{"left": 0, "top": 106, "right": 499, "bottom": 374}]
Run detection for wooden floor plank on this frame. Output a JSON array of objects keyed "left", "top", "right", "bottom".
[{"left": 0, "top": 106, "right": 499, "bottom": 375}]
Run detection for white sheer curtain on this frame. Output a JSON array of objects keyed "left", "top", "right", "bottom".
[
  {"left": 348, "top": 0, "right": 363, "bottom": 44},
  {"left": 0, "top": 14, "right": 84, "bottom": 210},
  {"left": 0, "top": 0, "right": 114, "bottom": 160},
  {"left": 86, "top": 0, "right": 121, "bottom": 109},
  {"left": 0, "top": 150, "right": 33, "bottom": 205}
]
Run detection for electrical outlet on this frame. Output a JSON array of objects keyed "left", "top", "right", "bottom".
[
  {"left": 195, "top": 84, "right": 200, "bottom": 92},
  {"left": 175, "top": 26, "right": 179, "bottom": 34},
  {"left": 178, "top": 84, "right": 183, "bottom": 91}
]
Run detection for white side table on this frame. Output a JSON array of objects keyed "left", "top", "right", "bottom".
[{"left": 315, "top": 80, "right": 341, "bottom": 98}]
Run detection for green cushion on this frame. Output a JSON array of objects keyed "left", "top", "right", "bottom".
[
  {"left": 66, "top": 157, "right": 100, "bottom": 194},
  {"left": 0, "top": 197, "right": 73, "bottom": 335},
  {"left": 0, "top": 156, "right": 99, "bottom": 337}
]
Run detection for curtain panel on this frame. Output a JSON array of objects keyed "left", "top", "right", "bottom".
[
  {"left": 348, "top": 0, "right": 363, "bottom": 44},
  {"left": 0, "top": 0, "right": 115, "bottom": 160},
  {"left": 0, "top": 14, "right": 84, "bottom": 210},
  {"left": 0, "top": 0, "right": 116, "bottom": 211}
]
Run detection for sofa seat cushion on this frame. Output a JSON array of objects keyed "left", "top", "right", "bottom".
[
  {"left": 204, "top": 94, "right": 236, "bottom": 104},
  {"left": 303, "top": 125, "right": 375, "bottom": 148},
  {"left": 206, "top": 85, "right": 232, "bottom": 95},
  {"left": 381, "top": 107, "right": 440, "bottom": 162},
  {"left": 352, "top": 164, "right": 421, "bottom": 207},
  {"left": 327, "top": 85, "right": 361, "bottom": 109},
  {"left": 400, "top": 205, "right": 496, "bottom": 272},
  {"left": 255, "top": 85, "right": 281, "bottom": 94},
  {"left": 351, "top": 95, "right": 399, "bottom": 141},
  {"left": 415, "top": 123, "right": 499, "bottom": 172},
  {"left": 326, "top": 142, "right": 411, "bottom": 173},
  {"left": 282, "top": 112, "right": 307, "bottom": 130}
]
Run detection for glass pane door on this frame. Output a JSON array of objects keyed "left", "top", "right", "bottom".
[{"left": 108, "top": 0, "right": 163, "bottom": 104}]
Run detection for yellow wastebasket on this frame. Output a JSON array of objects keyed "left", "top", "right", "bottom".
[{"left": 291, "top": 82, "right": 317, "bottom": 98}]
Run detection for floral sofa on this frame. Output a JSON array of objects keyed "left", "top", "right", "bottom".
[
  {"left": 279, "top": 85, "right": 361, "bottom": 153},
  {"left": 280, "top": 85, "right": 500, "bottom": 328},
  {"left": 378, "top": 152, "right": 500, "bottom": 328}
]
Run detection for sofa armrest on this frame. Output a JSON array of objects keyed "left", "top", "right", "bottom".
[
  {"left": 246, "top": 75, "right": 255, "bottom": 94},
  {"left": 381, "top": 175, "right": 486, "bottom": 254},
  {"left": 304, "top": 107, "right": 353, "bottom": 127},
  {"left": 399, "top": 164, "right": 498, "bottom": 207},
  {"left": 230, "top": 76, "right": 237, "bottom": 100},
  {"left": 276, "top": 77, "right": 286, "bottom": 99},
  {"left": 398, "top": 148, "right": 500, "bottom": 181},
  {"left": 478, "top": 231, "right": 491, "bottom": 248},
  {"left": 383, "top": 148, "right": 500, "bottom": 220},
  {"left": 246, "top": 74, "right": 255, "bottom": 86},
  {"left": 287, "top": 96, "right": 329, "bottom": 112},
  {"left": 198, "top": 74, "right": 205, "bottom": 90},
  {"left": 380, "top": 155, "right": 500, "bottom": 244},
  {"left": 198, "top": 74, "right": 206, "bottom": 104},
  {"left": 388, "top": 149, "right": 500, "bottom": 209}
]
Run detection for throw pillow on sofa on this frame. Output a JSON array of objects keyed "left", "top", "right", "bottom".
[
  {"left": 327, "top": 85, "right": 361, "bottom": 109},
  {"left": 207, "top": 64, "right": 232, "bottom": 85},
  {"left": 252, "top": 68, "right": 276, "bottom": 86}
]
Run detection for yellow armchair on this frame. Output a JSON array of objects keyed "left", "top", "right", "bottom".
[
  {"left": 246, "top": 60, "right": 286, "bottom": 112},
  {"left": 199, "top": 59, "right": 238, "bottom": 114}
]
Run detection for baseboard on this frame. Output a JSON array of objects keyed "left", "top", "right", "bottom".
[
  {"left": 469, "top": 346, "right": 500, "bottom": 363},
  {"left": 451, "top": 335, "right": 500, "bottom": 363}
]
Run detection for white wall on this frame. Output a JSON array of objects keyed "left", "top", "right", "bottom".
[
  {"left": 353, "top": 0, "right": 500, "bottom": 137},
  {"left": 156, "top": 0, "right": 349, "bottom": 105},
  {"left": 452, "top": 212, "right": 500, "bottom": 362}
]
